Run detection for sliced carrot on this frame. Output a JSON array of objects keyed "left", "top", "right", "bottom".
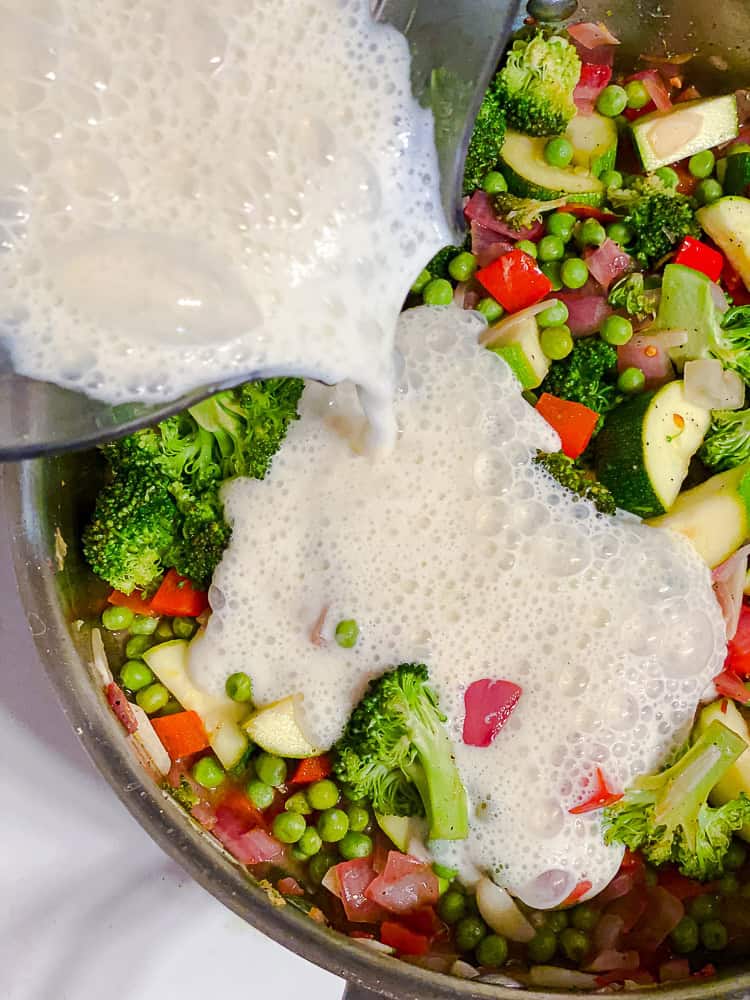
[
  {"left": 151, "top": 710, "right": 209, "bottom": 759},
  {"left": 291, "top": 754, "right": 333, "bottom": 784},
  {"left": 150, "top": 569, "right": 209, "bottom": 617},
  {"left": 108, "top": 589, "right": 157, "bottom": 615}
]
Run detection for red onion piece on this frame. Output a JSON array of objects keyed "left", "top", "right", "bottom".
[
  {"left": 586, "top": 949, "right": 640, "bottom": 973},
  {"left": 584, "top": 239, "right": 633, "bottom": 292},
  {"left": 556, "top": 292, "right": 611, "bottom": 337},
  {"left": 574, "top": 63, "right": 613, "bottom": 114},
  {"left": 464, "top": 190, "right": 544, "bottom": 242},
  {"left": 617, "top": 330, "right": 688, "bottom": 389},
  {"left": 568, "top": 21, "right": 621, "bottom": 49},
  {"left": 713, "top": 545, "right": 750, "bottom": 640},
  {"left": 626, "top": 887, "right": 684, "bottom": 952},
  {"left": 660, "top": 959, "right": 692, "bottom": 983},
  {"left": 627, "top": 69, "right": 672, "bottom": 110},
  {"left": 365, "top": 852, "right": 440, "bottom": 914},
  {"left": 597, "top": 873, "right": 634, "bottom": 907},
  {"left": 462, "top": 678, "right": 523, "bottom": 747}
]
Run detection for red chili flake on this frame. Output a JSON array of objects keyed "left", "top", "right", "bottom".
[
  {"left": 569, "top": 767, "right": 623, "bottom": 814},
  {"left": 561, "top": 879, "right": 593, "bottom": 907}
]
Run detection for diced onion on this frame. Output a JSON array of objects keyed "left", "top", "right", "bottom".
[
  {"left": 684, "top": 359, "right": 745, "bottom": 410},
  {"left": 90, "top": 627, "right": 114, "bottom": 685},
  {"left": 352, "top": 938, "right": 395, "bottom": 956},
  {"left": 479, "top": 300, "right": 560, "bottom": 347},
  {"left": 129, "top": 702, "right": 172, "bottom": 775},
  {"left": 475, "top": 876, "right": 536, "bottom": 942},
  {"left": 528, "top": 966, "right": 599, "bottom": 989}
]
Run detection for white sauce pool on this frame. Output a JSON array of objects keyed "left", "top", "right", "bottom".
[{"left": 190, "top": 306, "right": 727, "bottom": 907}]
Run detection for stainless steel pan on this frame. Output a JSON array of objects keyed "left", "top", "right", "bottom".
[{"left": 6, "top": 0, "right": 750, "bottom": 996}]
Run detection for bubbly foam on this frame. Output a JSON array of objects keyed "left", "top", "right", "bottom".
[
  {"left": 0, "top": 0, "right": 449, "bottom": 436},
  {"left": 190, "top": 306, "right": 727, "bottom": 906}
]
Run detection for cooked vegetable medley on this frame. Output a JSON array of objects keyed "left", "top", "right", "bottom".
[{"left": 84, "top": 15, "right": 750, "bottom": 991}]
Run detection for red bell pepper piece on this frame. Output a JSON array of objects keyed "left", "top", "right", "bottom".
[
  {"left": 476, "top": 249, "right": 552, "bottom": 313},
  {"left": 219, "top": 788, "right": 268, "bottom": 829},
  {"left": 674, "top": 236, "right": 724, "bottom": 283},
  {"left": 535, "top": 393, "right": 599, "bottom": 460},
  {"left": 151, "top": 710, "right": 209, "bottom": 759},
  {"left": 380, "top": 921, "right": 430, "bottom": 956},
  {"left": 569, "top": 767, "right": 623, "bottom": 814},
  {"left": 106, "top": 682, "right": 138, "bottom": 734},
  {"left": 463, "top": 679, "right": 522, "bottom": 747},
  {"left": 150, "top": 569, "right": 209, "bottom": 617},
  {"left": 108, "top": 588, "right": 157, "bottom": 615},
  {"left": 291, "top": 754, "right": 333, "bottom": 784},
  {"left": 727, "top": 602, "right": 750, "bottom": 675},
  {"left": 713, "top": 669, "right": 750, "bottom": 705},
  {"left": 561, "top": 879, "right": 593, "bottom": 907}
]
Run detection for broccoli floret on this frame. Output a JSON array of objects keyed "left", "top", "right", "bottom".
[
  {"left": 535, "top": 451, "right": 616, "bottom": 514},
  {"left": 493, "top": 192, "right": 568, "bottom": 231},
  {"left": 463, "top": 90, "right": 506, "bottom": 194},
  {"left": 495, "top": 31, "right": 581, "bottom": 137},
  {"left": 168, "top": 482, "right": 232, "bottom": 589},
  {"left": 426, "top": 245, "right": 466, "bottom": 280},
  {"left": 169, "top": 777, "right": 200, "bottom": 811},
  {"left": 604, "top": 720, "right": 750, "bottom": 881},
  {"left": 607, "top": 273, "right": 660, "bottom": 321},
  {"left": 100, "top": 427, "right": 162, "bottom": 472},
  {"left": 333, "top": 663, "right": 469, "bottom": 841},
  {"left": 82, "top": 466, "right": 178, "bottom": 594},
  {"left": 700, "top": 409, "right": 750, "bottom": 471},
  {"left": 607, "top": 175, "right": 698, "bottom": 267},
  {"left": 540, "top": 338, "right": 619, "bottom": 422},
  {"left": 710, "top": 306, "right": 750, "bottom": 385}
]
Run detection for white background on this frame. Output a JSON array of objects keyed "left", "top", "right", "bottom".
[{"left": 0, "top": 511, "right": 343, "bottom": 1000}]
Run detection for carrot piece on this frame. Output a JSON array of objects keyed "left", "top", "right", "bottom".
[
  {"left": 108, "top": 589, "right": 157, "bottom": 615},
  {"left": 151, "top": 710, "right": 209, "bottom": 759},
  {"left": 535, "top": 393, "right": 599, "bottom": 459},
  {"left": 291, "top": 754, "right": 333, "bottom": 784},
  {"left": 150, "top": 569, "right": 209, "bottom": 617}
]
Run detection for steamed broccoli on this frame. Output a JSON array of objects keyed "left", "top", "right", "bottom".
[
  {"left": 607, "top": 273, "right": 660, "bottom": 321},
  {"left": 168, "top": 482, "right": 233, "bottom": 588},
  {"left": 607, "top": 175, "right": 699, "bottom": 266},
  {"left": 710, "top": 306, "right": 750, "bottom": 384},
  {"left": 463, "top": 90, "right": 506, "bottom": 194},
  {"left": 333, "top": 663, "right": 469, "bottom": 841},
  {"left": 540, "top": 338, "right": 619, "bottom": 422},
  {"left": 426, "top": 244, "right": 466, "bottom": 280},
  {"left": 495, "top": 31, "right": 581, "bottom": 137},
  {"left": 700, "top": 409, "right": 750, "bottom": 471},
  {"left": 493, "top": 192, "right": 568, "bottom": 231},
  {"left": 604, "top": 720, "right": 750, "bottom": 881},
  {"left": 535, "top": 451, "right": 616, "bottom": 514}
]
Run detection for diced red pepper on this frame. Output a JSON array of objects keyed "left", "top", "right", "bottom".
[
  {"left": 569, "top": 767, "right": 623, "bottom": 814},
  {"left": 462, "top": 679, "right": 522, "bottom": 747},
  {"left": 380, "top": 921, "right": 430, "bottom": 956},
  {"left": 561, "top": 880, "right": 593, "bottom": 907},
  {"left": 106, "top": 682, "right": 138, "bottom": 734},
  {"left": 557, "top": 204, "right": 618, "bottom": 222},
  {"left": 218, "top": 788, "right": 267, "bottom": 830},
  {"left": 713, "top": 669, "right": 750, "bottom": 705},
  {"left": 291, "top": 754, "right": 333, "bottom": 784},
  {"left": 727, "top": 602, "right": 750, "bottom": 675},
  {"left": 535, "top": 393, "right": 599, "bottom": 459},
  {"left": 151, "top": 710, "right": 209, "bottom": 760},
  {"left": 657, "top": 867, "right": 712, "bottom": 901},
  {"left": 476, "top": 248, "right": 552, "bottom": 313},
  {"left": 674, "top": 236, "right": 724, "bottom": 283},
  {"left": 150, "top": 569, "right": 209, "bottom": 617},
  {"left": 108, "top": 588, "right": 157, "bottom": 615}
]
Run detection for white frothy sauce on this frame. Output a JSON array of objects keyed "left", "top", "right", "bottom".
[
  {"left": 190, "top": 306, "right": 727, "bottom": 907},
  {"left": 0, "top": 0, "right": 448, "bottom": 437}
]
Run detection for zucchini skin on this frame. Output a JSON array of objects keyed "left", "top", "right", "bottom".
[{"left": 595, "top": 391, "right": 666, "bottom": 518}]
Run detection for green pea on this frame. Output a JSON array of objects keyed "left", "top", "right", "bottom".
[
  {"left": 225, "top": 671, "right": 254, "bottom": 702},
  {"left": 125, "top": 634, "right": 152, "bottom": 659},
  {"left": 308, "top": 779, "right": 340, "bottom": 811},
  {"left": 246, "top": 779, "right": 275, "bottom": 810},
  {"left": 625, "top": 80, "right": 650, "bottom": 110},
  {"left": 476, "top": 297, "right": 504, "bottom": 324},
  {"left": 339, "top": 831, "right": 373, "bottom": 860},
  {"left": 539, "top": 261, "right": 563, "bottom": 291},
  {"left": 538, "top": 235, "right": 565, "bottom": 262},
  {"left": 297, "top": 826, "right": 323, "bottom": 857},
  {"left": 655, "top": 166, "right": 680, "bottom": 189},
  {"left": 560, "top": 927, "right": 590, "bottom": 963},
  {"left": 689, "top": 894, "right": 720, "bottom": 923},
  {"left": 606, "top": 222, "right": 634, "bottom": 247},
  {"left": 159, "top": 699, "right": 183, "bottom": 717},
  {"left": 120, "top": 660, "right": 155, "bottom": 692},
  {"left": 728, "top": 142, "right": 750, "bottom": 157},
  {"left": 317, "top": 807, "right": 350, "bottom": 843},
  {"left": 285, "top": 791, "right": 312, "bottom": 815},
  {"left": 528, "top": 927, "right": 558, "bottom": 963},
  {"left": 571, "top": 904, "right": 599, "bottom": 932},
  {"left": 579, "top": 218, "right": 607, "bottom": 248},
  {"left": 546, "top": 211, "right": 576, "bottom": 241},
  {"left": 544, "top": 136, "right": 574, "bottom": 168},
  {"left": 334, "top": 619, "right": 359, "bottom": 648},
  {"left": 154, "top": 619, "right": 174, "bottom": 640},
  {"left": 701, "top": 918, "right": 728, "bottom": 951},
  {"left": 614, "top": 114, "right": 630, "bottom": 133},
  {"left": 515, "top": 239, "right": 538, "bottom": 258},
  {"left": 601, "top": 169, "right": 624, "bottom": 189},
  {"left": 719, "top": 873, "right": 739, "bottom": 895},
  {"left": 135, "top": 682, "right": 170, "bottom": 715},
  {"left": 476, "top": 934, "right": 508, "bottom": 968},
  {"left": 347, "top": 804, "right": 370, "bottom": 833},
  {"left": 689, "top": 149, "right": 716, "bottom": 179},
  {"left": 724, "top": 839, "right": 747, "bottom": 871},
  {"left": 192, "top": 755, "right": 226, "bottom": 790},
  {"left": 618, "top": 367, "right": 646, "bottom": 394},
  {"left": 670, "top": 916, "right": 700, "bottom": 955},
  {"left": 448, "top": 251, "right": 478, "bottom": 282},
  {"left": 601, "top": 314, "right": 633, "bottom": 346},
  {"left": 273, "top": 810, "right": 307, "bottom": 844},
  {"left": 102, "top": 605, "right": 134, "bottom": 631},
  {"left": 540, "top": 324, "right": 573, "bottom": 361},
  {"left": 483, "top": 170, "right": 508, "bottom": 194},
  {"left": 433, "top": 863, "right": 458, "bottom": 881},
  {"left": 560, "top": 257, "right": 589, "bottom": 290},
  {"left": 173, "top": 616, "right": 197, "bottom": 639},
  {"left": 596, "top": 84, "right": 628, "bottom": 117},
  {"left": 455, "top": 916, "right": 487, "bottom": 952},
  {"left": 130, "top": 613, "right": 159, "bottom": 635},
  {"left": 308, "top": 850, "right": 337, "bottom": 884},
  {"left": 546, "top": 910, "right": 569, "bottom": 934},
  {"left": 255, "top": 752, "right": 287, "bottom": 788},
  {"left": 410, "top": 268, "right": 431, "bottom": 294},
  {"left": 537, "top": 301, "right": 569, "bottom": 328},
  {"left": 438, "top": 889, "right": 467, "bottom": 925},
  {"left": 695, "top": 178, "right": 723, "bottom": 205},
  {"left": 423, "top": 278, "right": 454, "bottom": 306}
]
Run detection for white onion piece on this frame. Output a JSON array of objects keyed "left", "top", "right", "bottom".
[
  {"left": 475, "top": 877, "right": 536, "bottom": 942},
  {"left": 479, "top": 300, "right": 560, "bottom": 347},
  {"left": 352, "top": 938, "right": 395, "bottom": 956},
  {"left": 90, "top": 627, "right": 114, "bottom": 686},
  {"left": 450, "top": 960, "right": 481, "bottom": 980},
  {"left": 129, "top": 702, "right": 171, "bottom": 775},
  {"left": 684, "top": 359, "right": 745, "bottom": 411},
  {"left": 321, "top": 867, "right": 342, "bottom": 899},
  {"left": 528, "top": 967, "right": 599, "bottom": 989},
  {"left": 710, "top": 282, "right": 731, "bottom": 314},
  {"left": 713, "top": 544, "right": 750, "bottom": 639}
]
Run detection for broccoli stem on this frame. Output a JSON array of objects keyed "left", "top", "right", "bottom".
[{"left": 405, "top": 726, "right": 469, "bottom": 841}]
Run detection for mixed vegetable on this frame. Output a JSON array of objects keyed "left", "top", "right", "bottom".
[{"left": 80, "top": 15, "right": 750, "bottom": 991}]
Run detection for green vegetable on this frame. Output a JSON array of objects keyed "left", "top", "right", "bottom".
[
  {"left": 696, "top": 178, "right": 724, "bottom": 205},
  {"left": 600, "top": 314, "right": 633, "bottom": 346},
  {"left": 538, "top": 234, "right": 565, "bottom": 262},
  {"left": 545, "top": 136, "right": 574, "bottom": 168},
  {"left": 476, "top": 934, "right": 508, "bottom": 968},
  {"left": 579, "top": 218, "right": 607, "bottom": 247},
  {"left": 701, "top": 409, "right": 750, "bottom": 471},
  {"left": 559, "top": 927, "right": 589, "bottom": 963},
  {"left": 603, "top": 720, "right": 750, "bottom": 880},
  {"left": 247, "top": 779, "right": 275, "bottom": 810},
  {"left": 225, "top": 671, "right": 254, "bottom": 703},
  {"left": 120, "top": 660, "right": 155, "bottom": 692},
  {"left": 101, "top": 605, "right": 134, "bottom": 631},
  {"left": 701, "top": 919, "right": 728, "bottom": 950},
  {"left": 273, "top": 811, "right": 307, "bottom": 844},
  {"left": 308, "top": 852, "right": 335, "bottom": 884},
  {"left": 710, "top": 306, "right": 750, "bottom": 384},
  {"left": 625, "top": 80, "right": 650, "bottom": 110},
  {"left": 255, "top": 752, "right": 288, "bottom": 788},
  {"left": 725, "top": 839, "right": 747, "bottom": 870},
  {"left": 546, "top": 211, "right": 576, "bottom": 240},
  {"left": 545, "top": 911, "right": 568, "bottom": 933},
  {"left": 170, "top": 777, "right": 200, "bottom": 811},
  {"left": 335, "top": 619, "right": 360, "bottom": 649},
  {"left": 539, "top": 261, "right": 562, "bottom": 290},
  {"left": 338, "top": 831, "right": 373, "bottom": 860},
  {"left": 297, "top": 827, "right": 323, "bottom": 857},
  {"left": 606, "top": 221, "right": 634, "bottom": 247},
  {"left": 492, "top": 192, "right": 569, "bottom": 232},
  {"left": 515, "top": 239, "right": 538, "bottom": 257},
  {"left": 483, "top": 171, "right": 508, "bottom": 194},
  {"left": 192, "top": 755, "right": 226, "bottom": 790},
  {"left": 333, "top": 662, "right": 469, "bottom": 841},
  {"left": 495, "top": 31, "right": 581, "bottom": 137},
  {"left": 125, "top": 634, "right": 152, "bottom": 659},
  {"left": 571, "top": 905, "right": 598, "bottom": 932},
  {"left": 655, "top": 166, "right": 680, "bottom": 189},
  {"left": 463, "top": 90, "right": 507, "bottom": 194},
  {"left": 539, "top": 337, "right": 619, "bottom": 420},
  {"left": 448, "top": 251, "right": 478, "bottom": 282},
  {"left": 601, "top": 169, "right": 623, "bottom": 188},
  {"left": 438, "top": 889, "right": 467, "bottom": 925},
  {"left": 130, "top": 613, "right": 159, "bottom": 635},
  {"left": 411, "top": 269, "right": 431, "bottom": 294},
  {"left": 535, "top": 451, "right": 616, "bottom": 515},
  {"left": 537, "top": 301, "right": 569, "bottom": 328},
  {"left": 172, "top": 616, "right": 197, "bottom": 640},
  {"left": 528, "top": 927, "right": 558, "bottom": 963},
  {"left": 690, "top": 150, "right": 716, "bottom": 179},
  {"left": 540, "top": 325, "right": 573, "bottom": 361},
  {"left": 346, "top": 804, "right": 370, "bottom": 833},
  {"left": 617, "top": 367, "right": 646, "bottom": 394},
  {"left": 607, "top": 273, "right": 660, "bottom": 320},
  {"left": 285, "top": 791, "right": 312, "bottom": 815},
  {"left": 560, "top": 257, "right": 589, "bottom": 289},
  {"left": 155, "top": 619, "right": 174, "bottom": 640},
  {"left": 476, "top": 297, "right": 504, "bottom": 323},
  {"left": 308, "top": 779, "right": 340, "bottom": 811},
  {"left": 455, "top": 916, "right": 488, "bottom": 952},
  {"left": 689, "top": 894, "right": 720, "bottom": 923},
  {"left": 425, "top": 245, "right": 465, "bottom": 280},
  {"left": 136, "top": 682, "right": 169, "bottom": 715},
  {"left": 423, "top": 278, "right": 453, "bottom": 306},
  {"left": 671, "top": 916, "right": 700, "bottom": 954},
  {"left": 596, "top": 85, "right": 627, "bottom": 118},
  {"left": 607, "top": 174, "right": 699, "bottom": 267},
  {"left": 317, "top": 807, "right": 350, "bottom": 843}
]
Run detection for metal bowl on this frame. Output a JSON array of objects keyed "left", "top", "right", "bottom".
[{"left": 6, "top": 1, "right": 750, "bottom": 996}]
